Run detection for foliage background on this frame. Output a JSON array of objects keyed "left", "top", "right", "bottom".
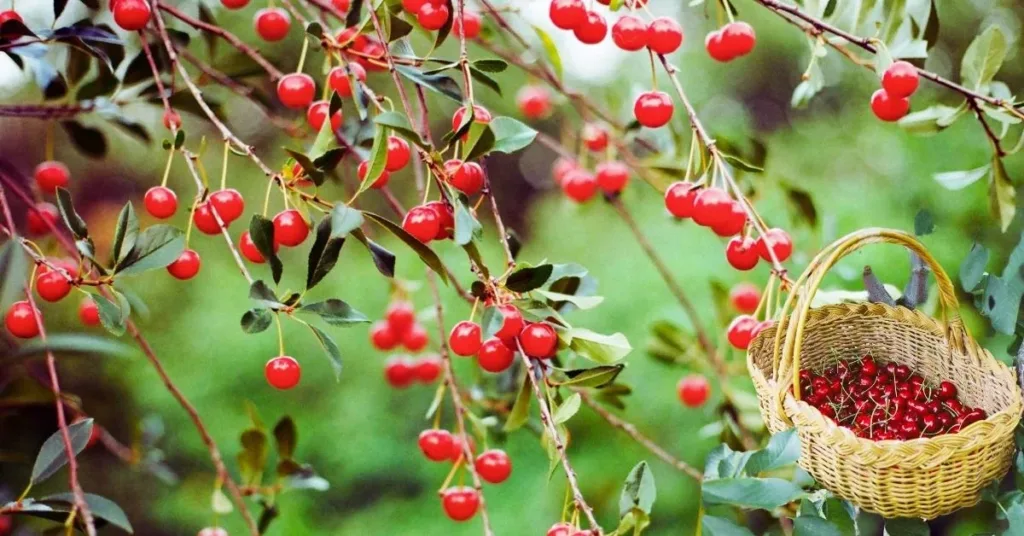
[{"left": 1, "top": 0, "right": 1024, "bottom": 534}]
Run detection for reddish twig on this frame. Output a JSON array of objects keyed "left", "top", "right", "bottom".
[{"left": 0, "top": 103, "right": 95, "bottom": 118}]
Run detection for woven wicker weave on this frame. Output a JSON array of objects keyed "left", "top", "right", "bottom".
[{"left": 747, "top": 228, "right": 1022, "bottom": 519}]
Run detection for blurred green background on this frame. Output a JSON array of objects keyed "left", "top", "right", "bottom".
[{"left": 2, "top": 0, "right": 1024, "bottom": 534}]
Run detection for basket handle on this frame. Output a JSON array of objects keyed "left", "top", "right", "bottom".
[{"left": 769, "top": 229, "right": 973, "bottom": 421}]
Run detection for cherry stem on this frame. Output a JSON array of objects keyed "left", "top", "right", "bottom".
[
  {"left": 220, "top": 141, "right": 229, "bottom": 191},
  {"left": 160, "top": 146, "right": 175, "bottom": 188}
]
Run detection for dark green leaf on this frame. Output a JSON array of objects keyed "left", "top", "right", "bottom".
[
  {"left": 363, "top": 212, "right": 448, "bottom": 283},
  {"left": 93, "top": 292, "right": 127, "bottom": 336},
  {"left": 115, "top": 225, "right": 184, "bottom": 275},
  {"left": 273, "top": 416, "right": 297, "bottom": 460},
  {"left": 505, "top": 375, "right": 532, "bottom": 431},
  {"left": 373, "top": 111, "right": 423, "bottom": 145},
  {"left": 783, "top": 186, "right": 817, "bottom": 227},
  {"left": 307, "top": 324, "right": 343, "bottom": 381},
  {"left": 388, "top": 14, "right": 413, "bottom": 41},
  {"left": 472, "top": 59, "right": 507, "bottom": 72},
  {"left": 249, "top": 280, "right": 284, "bottom": 310},
  {"left": 453, "top": 195, "right": 481, "bottom": 246},
  {"left": 38, "top": 492, "right": 133, "bottom": 533},
  {"left": 241, "top": 308, "right": 273, "bottom": 334},
  {"left": 61, "top": 120, "right": 107, "bottom": 158},
  {"left": 462, "top": 124, "right": 496, "bottom": 161},
  {"left": 550, "top": 365, "right": 625, "bottom": 388},
  {"left": 619, "top": 461, "right": 656, "bottom": 516},
  {"left": 249, "top": 215, "right": 283, "bottom": 284},
  {"left": 795, "top": 517, "right": 843, "bottom": 536},
  {"left": 31, "top": 419, "right": 93, "bottom": 485},
  {"left": 298, "top": 299, "right": 369, "bottom": 326},
  {"left": 237, "top": 428, "right": 268, "bottom": 485},
  {"left": 702, "top": 477, "right": 804, "bottom": 510},
  {"left": 0, "top": 240, "right": 29, "bottom": 311},
  {"left": 55, "top": 187, "right": 88, "bottom": 239},
  {"left": 395, "top": 65, "right": 462, "bottom": 103},
  {"left": 489, "top": 116, "right": 538, "bottom": 154},
  {"left": 352, "top": 230, "right": 396, "bottom": 278},
  {"left": 745, "top": 429, "right": 800, "bottom": 475},
  {"left": 702, "top": 515, "right": 754, "bottom": 536},
  {"left": 469, "top": 67, "right": 502, "bottom": 96},
  {"left": 306, "top": 216, "right": 345, "bottom": 290},
  {"left": 882, "top": 518, "right": 929, "bottom": 536},
  {"left": 913, "top": 209, "right": 934, "bottom": 236},
  {"left": 506, "top": 264, "right": 554, "bottom": 292},
  {"left": 13, "top": 334, "right": 135, "bottom": 359}
]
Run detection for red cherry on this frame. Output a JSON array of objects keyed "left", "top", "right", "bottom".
[
  {"left": 691, "top": 187, "right": 732, "bottom": 227},
  {"left": 573, "top": 11, "right": 607, "bottom": 44},
  {"left": 402, "top": 323, "right": 429, "bottom": 352},
  {"left": 144, "top": 186, "right": 177, "bottom": 219},
  {"left": 193, "top": 202, "right": 225, "bottom": 234},
  {"left": 516, "top": 85, "right": 552, "bottom": 119},
  {"left": 332, "top": 0, "right": 352, "bottom": 11},
  {"left": 596, "top": 161, "right": 629, "bottom": 194},
  {"left": 882, "top": 60, "right": 920, "bottom": 98},
  {"left": 937, "top": 381, "right": 957, "bottom": 400},
  {"left": 705, "top": 30, "right": 732, "bottom": 62},
  {"left": 729, "top": 283, "right": 760, "bottom": 314},
  {"left": 415, "top": 355, "right": 442, "bottom": 382},
  {"left": 277, "top": 73, "right": 315, "bottom": 109},
  {"left": 384, "top": 356, "right": 416, "bottom": 388},
  {"left": 167, "top": 249, "right": 201, "bottom": 280},
  {"left": 0, "top": 10, "right": 23, "bottom": 27},
  {"left": 356, "top": 41, "right": 387, "bottom": 72},
  {"left": 38, "top": 258, "right": 78, "bottom": 278},
  {"left": 27, "top": 203, "right": 59, "bottom": 236},
  {"left": 444, "top": 159, "right": 485, "bottom": 195},
  {"left": 453, "top": 10, "right": 482, "bottom": 39},
  {"left": 727, "top": 314, "right": 758, "bottom": 349},
  {"left": 163, "top": 110, "right": 181, "bottom": 130},
  {"left": 647, "top": 17, "right": 683, "bottom": 55},
  {"left": 79, "top": 298, "right": 100, "bottom": 326},
  {"left": 255, "top": 8, "right": 291, "bottom": 41},
  {"left": 336, "top": 26, "right": 368, "bottom": 50},
  {"left": 425, "top": 201, "right": 454, "bottom": 240},
  {"left": 725, "top": 236, "right": 759, "bottom": 271},
  {"left": 449, "top": 320, "right": 482, "bottom": 356},
  {"left": 475, "top": 449, "right": 512, "bottom": 484},
  {"left": 612, "top": 15, "right": 648, "bottom": 51},
  {"left": 370, "top": 320, "right": 399, "bottom": 350},
  {"left": 240, "top": 231, "right": 279, "bottom": 263},
  {"left": 549, "top": 0, "right": 586, "bottom": 30},
  {"left": 306, "top": 100, "right": 342, "bottom": 131},
  {"left": 518, "top": 322, "right": 558, "bottom": 359},
  {"left": 387, "top": 301, "right": 416, "bottom": 334},
  {"left": 210, "top": 189, "right": 244, "bottom": 225},
  {"left": 494, "top": 304, "right": 524, "bottom": 340},
  {"left": 419, "top": 429, "right": 456, "bottom": 461},
  {"left": 677, "top": 374, "right": 710, "bottom": 407},
  {"left": 721, "top": 22, "right": 756, "bottom": 58},
  {"left": 402, "top": 205, "right": 441, "bottom": 243},
  {"left": 328, "top": 63, "right": 367, "bottom": 98},
  {"left": 551, "top": 157, "right": 578, "bottom": 185},
  {"left": 441, "top": 487, "right": 480, "bottom": 522},
  {"left": 755, "top": 228, "right": 793, "bottom": 263},
  {"left": 273, "top": 209, "right": 309, "bottom": 247},
  {"left": 633, "top": 91, "right": 674, "bottom": 128},
  {"left": 582, "top": 123, "right": 608, "bottom": 152},
  {"left": 34, "top": 161, "right": 70, "bottom": 194},
  {"left": 451, "top": 104, "right": 492, "bottom": 133},
  {"left": 221, "top": 0, "right": 249, "bottom": 9},
  {"left": 477, "top": 337, "right": 515, "bottom": 373},
  {"left": 385, "top": 136, "right": 411, "bottom": 172},
  {"left": 36, "top": 271, "right": 71, "bottom": 302},
  {"left": 357, "top": 160, "right": 390, "bottom": 189},
  {"left": 113, "top": 0, "right": 151, "bottom": 31},
  {"left": 417, "top": 3, "right": 450, "bottom": 31},
  {"left": 711, "top": 200, "right": 747, "bottom": 237},
  {"left": 870, "top": 89, "right": 909, "bottom": 122},
  {"left": 561, "top": 169, "right": 598, "bottom": 203},
  {"left": 265, "top": 356, "right": 301, "bottom": 390},
  {"left": 5, "top": 300, "right": 40, "bottom": 339},
  {"left": 402, "top": 0, "right": 426, "bottom": 13},
  {"left": 664, "top": 181, "right": 698, "bottom": 218}
]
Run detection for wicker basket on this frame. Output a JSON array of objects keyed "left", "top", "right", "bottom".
[{"left": 747, "top": 228, "right": 1022, "bottom": 519}]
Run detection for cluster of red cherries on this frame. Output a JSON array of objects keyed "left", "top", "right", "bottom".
[
  {"left": 664, "top": 181, "right": 793, "bottom": 273},
  {"left": 870, "top": 60, "right": 921, "bottom": 122},
  {"left": 450, "top": 303, "right": 560, "bottom": 372},
  {"left": 369, "top": 300, "right": 443, "bottom": 388},
  {"left": 549, "top": 124, "right": 631, "bottom": 202},
  {"left": 726, "top": 282, "right": 775, "bottom": 350},
  {"left": 417, "top": 430, "right": 511, "bottom": 522},
  {"left": 399, "top": 0, "right": 482, "bottom": 36},
  {"left": 798, "top": 355, "right": 988, "bottom": 441},
  {"left": 704, "top": 22, "right": 757, "bottom": 62},
  {"left": 3, "top": 258, "right": 102, "bottom": 340}
]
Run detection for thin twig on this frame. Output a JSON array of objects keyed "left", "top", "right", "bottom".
[{"left": 0, "top": 103, "right": 94, "bottom": 118}]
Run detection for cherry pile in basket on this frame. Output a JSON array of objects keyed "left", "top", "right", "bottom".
[{"left": 796, "top": 355, "right": 987, "bottom": 441}]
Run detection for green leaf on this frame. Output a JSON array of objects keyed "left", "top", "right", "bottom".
[
  {"left": 309, "top": 106, "right": 339, "bottom": 160},
  {"left": 532, "top": 25, "right": 562, "bottom": 81},
  {"left": 619, "top": 461, "right": 656, "bottom": 516},
  {"left": 506, "top": 264, "right": 553, "bottom": 292},
  {"left": 374, "top": 111, "right": 423, "bottom": 145},
  {"left": 93, "top": 292, "right": 128, "bottom": 336},
  {"left": 248, "top": 215, "right": 283, "bottom": 284},
  {"left": 960, "top": 243, "right": 990, "bottom": 291},
  {"left": 330, "top": 204, "right": 365, "bottom": 237},
  {"left": 913, "top": 209, "right": 934, "bottom": 236},
  {"left": 273, "top": 416, "right": 297, "bottom": 460},
  {"left": 489, "top": 116, "right": 538, "bottom": 154},
  {"left": 452, "top": 194, "right": 482, "bottom": 247},
  {"left": 961, "top": 25, "right": 1008, "bottom": 90},
  {"left": 355, "top": 124, "right": 390, "bottom": 197},
  {"left": 989, "top": 155, "right": 1016, "bottom": 232},
  {"left": 898, "top": 105, "right": 963, "bottom": 135},
  {"left": 795, "top": 517, "right": 844, "bottom": 536},
  {"left": 211, "top": 488, "right": 233, "bottom": 515},
  {"left": 249, "top": 280, "right": 284, "bottom": 310},
  {"left": 702, "top": 477, "right": 805, "bottom": 510},
  {"left": 395, "top": 65, "right": 462, "bottom": 103},
  {"left": 363, "top": 212, "right": 448, "bottom": 284},
  {"left": 298, "top": 299, "right": 369, "bottom": 326},
  {"left": 352, "top": 229, "right": 396, "bottom": 278},
  {"left": 13, "top": 334, "right": 135, "bottom": 359},
  {"left": 933, "top": 164, "right": 990, "bottom": 190},
  {"left": 241, "top": 308, "right": 273, "bottom": 334},
  {"left": 110, "top": 202, "right": 139, "bottom": 265},
  {"left": 469, "top": 67, "right": 502, "bottom": 96},
  {"left": 0, "top": 240, "right": 29, "bottom": 312},
  {"left": 38, "top": 492, "right": 133, "bottom": 533},
  {"left": 535, "top": 289, "right": 604, "bottom": 310},
  {"left": 552, "top": 393, "right": 581, "bottom": 424},
  {"left": 505, "top": 375, "right": 532, "bottom": 431},
  {"left": 114, "top": 225, "right": 185, "bottom": 276},
  {"left": 882, "top": 518, "right": 929, "bottom": 536},
  {"left": 565, "top": 328, "right": 631, "bottom": 364},
  {"left": 745, "top": 429, "right": 800, "bottom": 475},
  {"left": 1007, "top": 502, "right": 1024, "bottom": 536},
  {"left": 880, "top": 0, "right": 906, "bottom": 45},
  {"left": 307, "top": 324, "right": 343, "bottom": 381},
  {"left": 31, "top": 418, "right": 93, "bottom": 485},
  {"left": 979, "top": 273, "right": 1021, "bottom": 334},
  {"left": 702, "top": 515, "right": 755, "bottom": 536},
  {"left": 472, "top": 59, "right": 507, "bottom": 72},
  {"left": 550, "top": 365, "right": 624, "bottom": 388},
  {"left": 55, "top": 187, "right": 88, "bottom": 239},
  {"left": 462, "top": 123, "right": 496, "bottom": 162},
  {"left": 306, "top": 215, "right": 345, "bottom": 291},
  {"left": 237, "top": 428, "right": 268, "bottom": 485}
]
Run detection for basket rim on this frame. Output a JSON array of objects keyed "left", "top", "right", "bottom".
[{"left": 746, "top": 301, "right": 1024, "bottom": 449}]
